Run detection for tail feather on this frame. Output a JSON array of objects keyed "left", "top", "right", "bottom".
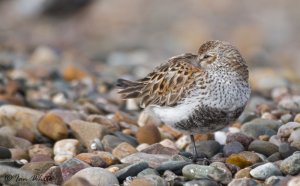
[{"left": 116, "top": 78, "right": 142, "bottom": 99}]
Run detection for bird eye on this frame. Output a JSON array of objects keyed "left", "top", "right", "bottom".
[{"left": 203, "top": 54, "right": 211, "bottom": 59}]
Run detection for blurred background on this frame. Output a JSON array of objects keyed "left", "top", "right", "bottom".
[{"left": 0, "top": 0, "right": 300, "bottom": 85}]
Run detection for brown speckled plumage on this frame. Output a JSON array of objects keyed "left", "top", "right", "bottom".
[{"left": 117, "top": 40, "right": 251, "bottom": 160}]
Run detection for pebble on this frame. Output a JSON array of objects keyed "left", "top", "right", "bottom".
[
  {"left": 71, "top": 167, "right": 119, "bottom": 186},
  {"left": 269, "top": 135, "right": 282, "bottom": 146},
  {"left": 228, "top": 178, "right": 261, "bottom": 186},
  {"left": 159, "top": 139, "right": 178, "bottom": 150},
  {"left": 30, "top": 154, "right": 53, "bottom": 162},
  {"left": 113, "top": 131, "right": 139, "bottom": 147},
  {"left": 226, "top": 151, "right": 261, "bottom": 168},
  {"left": 248, "top": 140, "right": 279, "bottom": 156},
  {"left": 0, "top": 165, "right": 38, "bottom": 186},
  {"left": 287, "top": 176, "right": 300, "bottom": 186},
  {"left": 226, "top": 132, "right": 254, "bottom": 149},
  {"left": 141, "top": 143, "right": 179, "bottom": 156},
  {"left": 60, "top": 158, "right": 90, "bottom": 181},
  {"left": 210, "top": 162, "right": 233, "bottom": 184},
  {"left": 136, "top": 124, "right": 161, "bottom": 145},
  {"left": 182, "top": 164, "right": 224, "bottom": 182},
  {"left": 288, "top": 128, "right": 300, "bottom": 148},
  {"left": 94, "top": 151, "right": 118, "bottom": 166},
  {"left": 223, "top": 141, "right": 245, "bottom": 157},
  {"left": 69, "top": 120, "right": 108, "bottom": 151},
  {"left": 294, "top": 113, "right": 300, "bottom": 123},
  {"left": 277, "top": 122, "right": 300, "bottom": 138},
  {"left": 136, "top": 143, "right": 150, "bottom": 151},
  {"left": 63, "top": 177, "right": 92, "bottom": 186},
  {"left": 238, "top": 111, "right": 257, "bottom": 123},
  {"left": 75, "top": 153, "right": 107, "bottom": 167},
  {"left": 156, "top": 161, "right": 191, "bottom": 174},
  {"left": 115, "top": 161, "right": 149, "bottom": 182},
  {"left": 267, "top": 152, "right": 282, "bottom": 162},
  {"left": 0, "top": 133, "right": 32, "bottom": 149},
  {"left": 10, "top": 148, "right": 29, "bottom": 160},
  {"left": 128, "top": 175, "right": 167, "bottom": 186},
  {"left": 0, "top": 146, "right": 12, "bottom": 159},
  {"left": 137, "top": 111, "right": 161, "bottom": 127},
  {"left": 62, "top": 64, "right": 88, "bottom": 81},
  {"left": 37, "top": 112, "right": 68, "bottom": 141},
  {"left": 250, "top": 162, "right": 282, "bottom": 180},
  {"left": 41, "top": 165, "right": 63, "bottom": 185},
  {"left": 121, "top": 152, "right": 171, "bottom": 168},
  {"left": 187, "top": 140, "right": 221, "bottom": 158},
  {"left": 214, "top": 131, "right": 227, "bottom": 145},
  {"left": 279, "top": 143, "right": 298, "bottom": 159},
  {"left": 16, "top": 128, "right": 35, "bottom": 143},
  {"left": 102, "top": 135, "right": 124, "bottom": 152},
  {"left": 137, "top": 168, "right": 159, "bottom": 177},
  {"left": 183, "top": 179, "right": 219, "bottom": 186},
  {"left": 0, "top": 105, "right": 44, "bottom": 133},
  {"left": 21, "top": 161, "right": 55, "bottom": 175},
  {"left": 265, "top": 176, "right": 283, "bottom": 186},
  {"left": 112, "top": 142, "right": 137, "bottom": 160},
  {"left": 53, "top": 139, "right": 79, "bottom": 163},
  {"left": 241, "top": 118, "right": 282, "bottom": 138},
  {"left": 234, "top": 167, "right": 252, "bottom": 178},
  {"left": 176, "top": 135, "right": 191, "bottom": 150},
  {"left": 28, "top": 144, "right": 53, "bottom": 158},
  {"left": 279, "top": 96, "right": 300, "bottom": 112},
  {"left": 87, "top": 114, "right": 120, "bottom": 133},
  {"left": 280, "top": 153, "right": 300, "bottom": 175},
  {"left": 281, "top": 113, "right": 293, "bottom": 123}
]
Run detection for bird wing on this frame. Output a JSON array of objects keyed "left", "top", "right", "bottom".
[{"left": 117, "top": 53, "right": 203, "bottom": 108}]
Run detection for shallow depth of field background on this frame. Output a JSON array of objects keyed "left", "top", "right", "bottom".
[{"left": 1, "top": 0, "right": 300, "bottom": 81}]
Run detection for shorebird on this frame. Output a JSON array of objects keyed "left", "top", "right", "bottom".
[{"left": 117, "top": 40, "right": 251, "bottom": 161}]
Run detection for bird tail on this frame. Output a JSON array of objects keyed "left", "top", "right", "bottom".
[{"left": 116, "top": 79, "right": 142, "bottom": 99}]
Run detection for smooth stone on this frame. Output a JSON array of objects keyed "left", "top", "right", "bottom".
[
  {"left": 171, "top": 154, "right": 192, "bottom": 162},
  {"left": 280, "top": 153, "right": 300, "bottom": 175},
  {"left": 94, "top": 151, "right": 118, "bottom": 166},
  {"left": 69, "top": 120, "right": 108, "bottom": 151},
  {"left": 141, "top": 143, "right": 179, "bottom": 156},
  {"left": 281, "top": 114, "right": 293, "bottom": 123},
  {"left": 21, "top": 161, "right": 55, "bottom": 175},
  {"left": 28, "top": 144, "right": 53, "bottom": 158},
  {"left": 159, "top": 139, "right": 178, "bottom": 150},
  {"left": 228, "top": 178, "right": 261, "bottom": 186},
  {"left": 235, "top": 167, "right": 252, "bottom": 178},
  {"left": 214, "top": 131, "right": 227, "bottom": 145},
  {"left": 0, "top": 146, "right": 12, "bottom": 159},
  {"left": 287, "top": 176, "right": 300, "bottom": 186},
  {"left": 102, "top": 135, "right": 124, "bottom": 152},
  {"left": 279, "top": 96, "right": 300, "bottom": 112},
  {"left": 223, "top": 141, "right": 245, "bottom": 157},
  {"left": 156, "top": 161, "right": 191, "bottom": 174},
  {"left": 113, "top": 131, "right": 138, "bottom": 147},
  {"left": 10, "top": 148, "right": 29, "bottom": 160},
  {"left": 288, "top": 128, "right": 300, "bottom": 149},
  {"left": 0, "top": 105, "right": 44, "bottom": 133},
  {"left": 267, "top": 152, "right": 282, "bottom": 162},
  {"left": 87, "top": 114, "right": 120, "bottom": 133},
  {"left": 60, "top": 158, "right": 90, "bottom": 181},
  {"left": 277, "top": 122, "right": 300, "bottom": 138},
  {"left": 238, "top": 111, "right": 257, "bottom": 124},
  {"left": 137, "top": 111, "right": 161, "bottom": 127},
  {"left": 250, "top": 162, "right": 282, "bottom": 180},
  {"left": 49, "top": 109, "right": 84, "bottom": 125},
  {"left": 16, "top": 128, "right": 35, "bottom": 143},
  {"left": 0, "top": 165, "right": 40, "bottom": 186},
  {"left": 176, "top": 135, "right": 191, "bottom": 150},
  {"left": 226, "top": 151, "right": 261, "bottom": 168},
  {"left": 136, "top": 124, "right": 161, "bottom": 145},
  {"left": 121, "top": 152, "right": 171, "bottom": 168},
  {"left": 248, "top": 140, "right": 279, "bottom": 156},
  {"left": 0, "top": 134, "right": 32, "bottom": 149},
  {"left": 37, "top": 112, "right": 68, "bottom": 141},
  {"left": 183, "top": 179, "right": 219, "bottom": 186},
  {"left": 241, "top": 118, "right": 282, "bottom": 138},
  {"left": 53, "top": 139, "right": 79, "bottom": 163},
  {"left": 210, "top": 162, "right": 232, "bottom": 184},
  {"left": 41, "top": 165, "right": 63, "bottom": 185},
  {"left": 265, "top": 176, "right": 283, "bottom": 186},
  {"left": 75, "top": 153, "right": 107, "bottom": 167},
  {"left": 30, "top": 154, "right": 53, "bottom": 162},
  {"left": 182, "top": 164, "right": 224, "bottom": 182},
  {"left": 279, "top": 143, "right": 298, "bottom": 158},
  {"left": 128, "top": 175, "right": 167, "bottom": 186},
  {"left": 115, "top": 161, "right": 149, "bottom": 182},
  {"left": 72, "top": 167, "right": 119, "bottom": 186},
  {"left": 63, "top": 177, "right": 92, "bottom": 186},
  {"left": 226, "top": 132, "right": 254, "bottom": 149},
  {"left": 269, "top": 135, "right": 283, "bottom": 146},
  {"left": 295, "top": 114, "right": 300, "bottom": 123},
  {"left": 187, "top": 140, "right": 221, "bottom": 158},
  {"left": 112, "top": 142, "right": 137, "bottom": 160},
  {"left": 137, "top": 168, "right": 159, "bottom": 177}
]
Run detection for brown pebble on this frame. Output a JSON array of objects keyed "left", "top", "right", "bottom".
[
  {"left": 62, "top": 64, "right": 88, "bottom": 81},
  {"left": 112, "top": 142, "right": 137, "bottom": 160},
  {"left": 294, "top": 113, "right": 300, "bottom": 123},
  {"left": 37, "top": 112, "right": 68, "bottom": 141},
  {"left": 136, "top": 124, "right": 161, "bottom": 145},
  {"left": 75, "top": 153, "right": 108, "bottom": 167},
  {"left": 16, "top": 128, "right": 35, "bottom": 143},
  {"left": 235, "top": 167, "right": 252, "bottom": 178}
]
